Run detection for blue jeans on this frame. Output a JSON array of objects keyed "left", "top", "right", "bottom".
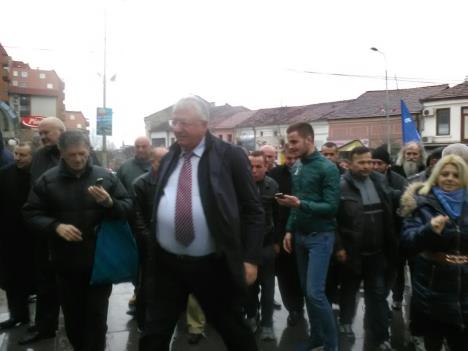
[{"left": 295, "top": 232, "right": 337, "bottom": 351}]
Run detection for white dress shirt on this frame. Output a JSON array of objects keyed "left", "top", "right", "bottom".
[{"left": 156, "top": 138, "right": 216, "bottom": 256}]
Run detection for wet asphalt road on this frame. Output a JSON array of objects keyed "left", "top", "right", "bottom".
[{"left": 0, "top": 282, "right": 411, "bottom": 350}]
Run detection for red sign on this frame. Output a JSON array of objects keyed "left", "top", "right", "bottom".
[{"left": 21, "top": 116, "right": 44, "bottom": 128}]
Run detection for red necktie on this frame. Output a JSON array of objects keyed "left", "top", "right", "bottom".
[{"left": 174, "top": 152, "right": 195, "bottom": 246}]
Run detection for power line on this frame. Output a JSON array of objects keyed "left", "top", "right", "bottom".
[{"left": 285, "top": 68, "right": 462, "bottom": 85}]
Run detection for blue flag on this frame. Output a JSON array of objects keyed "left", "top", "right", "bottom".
[{"left": 401, "top": 99, "right": 421, "bottom": 143}]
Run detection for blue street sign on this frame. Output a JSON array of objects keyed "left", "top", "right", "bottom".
[{"left": 97, "top": 107, "right": 112, "bottom": 136}]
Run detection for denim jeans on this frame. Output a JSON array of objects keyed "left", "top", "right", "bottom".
[{"left": 295, "top": 231, "right": 337, "bottom": 351}]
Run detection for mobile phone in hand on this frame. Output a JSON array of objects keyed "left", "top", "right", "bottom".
[
  {"left": 95, "top": 178, "right": 104, "bottom": 186},
  {"left": 274, "top": 193, "right": 285, "bottom": 199}
]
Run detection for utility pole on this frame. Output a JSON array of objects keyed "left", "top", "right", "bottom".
[{"left": 101, "top": 12, "right": 108, "bottom": 168}]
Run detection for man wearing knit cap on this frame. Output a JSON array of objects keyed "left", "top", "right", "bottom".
[{"left": 371, "top": 146, "right": 407, "bottom": 192}]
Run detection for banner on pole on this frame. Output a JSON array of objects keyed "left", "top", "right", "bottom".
[{"left": 97, "top": 107, "right": 112, "bottom": 136}]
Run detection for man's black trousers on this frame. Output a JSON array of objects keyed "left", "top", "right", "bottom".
[{"left": 140, "top": 247, "right": 258, "bottom": 351}]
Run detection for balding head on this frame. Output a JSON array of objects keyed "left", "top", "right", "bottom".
[
  {"left": 38, "top": 117, "right": 66, "bottom": 146},
  {"left": 259, "top": 144, "right": 277, "bottom": 171},
  {"left": 134, "top": 136, "right": 151, "bottom": 161},
  {"left": 443, "top": 143, "right": 468, "bottom": 164},
  {"left": 150, "top": 147, "right": 168, "bottom": 173}
]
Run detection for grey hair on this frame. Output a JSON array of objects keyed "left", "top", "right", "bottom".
[
  {"left": 442, "top": 143, "right": 468, "bottom": 164},
  {"left": 58, "top": 130, "right": 90, "bottom": 151},
  {"left": 40, "top": 116, "right": 66, "bottom": 132},
  {"left": 395, "top": 141, "right": 427, "bottom": 167},
  {"left": 173, "top": 95, "right": 210, "bottom": 121}
]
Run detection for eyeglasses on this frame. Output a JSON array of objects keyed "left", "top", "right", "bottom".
[{"left": 168, "top": 119, "right": 204, "bottom": 128}]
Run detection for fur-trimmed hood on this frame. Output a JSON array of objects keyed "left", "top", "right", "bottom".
[{"left": 399, "top": 182, "right": 425, "bottom": 217}]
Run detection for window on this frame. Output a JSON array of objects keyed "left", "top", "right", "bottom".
[
  {"left": 218, "top": 134, "right": 223, "bottom": 140},
  {"left": 227, "top": 134, "right": 233, "bottom": 142},
  {"left": 39, "top": 73, "right": 46, "bottom": 79},
  {"left": 12, "top": 70, "right": 18, "bottom": 77},
  {"left": 69, "top": 114, "right": 75, "bottom": 120},
  {"left": 12, "top": 80, "right": 18, "bottom": 86},
  {"left": 19, "top": 82, "right": 27, "bottom": 87},
  {"left": 436, "top": 108, "right": 450, "bottom": 135},
  {"left": 77, "top": 124, "right": 82, "bottom": 129},
  {"left": 21, "top": 71, "right": 28, "bottom": 78},
  {"left": 47, "top": 83, "right": 54, "bottom": 89},
  {"left": 260, "top": 131, "right": 264, "bottom": 137},
  {"left": 274, "top": 130, "right": 278, "bottom": 137}
]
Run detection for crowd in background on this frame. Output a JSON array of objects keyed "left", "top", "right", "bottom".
[{"left": 0, "top": 96, "right": 468, "bottom": 351}]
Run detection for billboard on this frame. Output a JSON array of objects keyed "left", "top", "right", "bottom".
[{"left": 97, "top": 107, "right": 112, "bottom": 136}]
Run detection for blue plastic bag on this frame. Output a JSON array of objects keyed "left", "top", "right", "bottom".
[{"left": 90, "top": 218, "right": 138, "bottom": 285}]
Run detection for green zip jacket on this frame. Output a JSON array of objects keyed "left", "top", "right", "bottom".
[{"left": 286, "top": 150, "right": 340, "bottom": 234}]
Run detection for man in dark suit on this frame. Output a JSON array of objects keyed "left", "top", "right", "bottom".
[{"left": 140, "top": 96, "right": 264, "bottom": 351}]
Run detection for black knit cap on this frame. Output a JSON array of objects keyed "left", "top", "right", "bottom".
[{"left": 371, "top": 145, "right": 391, "bottom": 165}]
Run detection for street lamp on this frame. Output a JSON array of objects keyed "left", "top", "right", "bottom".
[{"left": 370, "top": 47, "right": 391, "bottom": 154}]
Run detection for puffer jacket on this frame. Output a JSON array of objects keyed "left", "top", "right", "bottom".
[
  {"left": 23, "top": 160, "right": 133, "bottom": 273},
  {"left": 400, "top": 182, "right": 468, "bottom": 328}
]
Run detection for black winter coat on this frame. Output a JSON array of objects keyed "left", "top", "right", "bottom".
[
  {"left": 0, "top": 164, "right": 34, "bottom": 289},
  {"left": 336, "top": 171, "right": 398, "bottom": 275},
  {"left": 401, "top": 183, "right": 468, "bottom": 328},
  {"left": 23, "top": 160, "right": 133, "bottom": 273}
]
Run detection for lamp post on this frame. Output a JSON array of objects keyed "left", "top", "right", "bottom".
[{"left": 370, "top": 47, "right": 391, "bottom": 154}]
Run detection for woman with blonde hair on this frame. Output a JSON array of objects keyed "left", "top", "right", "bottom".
[{"left": 400, "top": 154, "right": 468, "bottom": 350}]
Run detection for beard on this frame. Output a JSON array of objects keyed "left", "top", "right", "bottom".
[{"left": 403, "top": 160, "right": 419, "bottom": 177}]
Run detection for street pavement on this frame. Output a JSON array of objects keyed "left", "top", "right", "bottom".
[{"left": 0, "top": 282, "right": 411, "bottom": 351}]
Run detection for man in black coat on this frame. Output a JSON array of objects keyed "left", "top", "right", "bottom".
[
  {"left": 140, "top": 96, "right": 264, "bottom": 351},
  {"left": 23, "top": 130, "right": 132, "bottom": 351},
  {"left": 20, "top": 116, "right": 66, "bottom": 345},
  {"left": 0, "top": 143, "right": 35, "bottom": 329},
  {"left": 335, "top": 147, "right": 397, "bottom": 350},
  {"left": 268, "top": 145, "right": 304, "bottom": 327}
]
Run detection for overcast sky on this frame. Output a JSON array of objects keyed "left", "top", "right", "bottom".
[{"left": 1, "top": 0, "right": 467, "bottom": 146}]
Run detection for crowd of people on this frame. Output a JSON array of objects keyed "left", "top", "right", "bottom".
[{"left": 0, "top": 95, "right": 468, "bottom": 351}]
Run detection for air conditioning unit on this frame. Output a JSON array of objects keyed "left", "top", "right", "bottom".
[
  {"left": 421, "top": 136, "right": 434, "bottom": 143},
  {"left": 422, "top": 107, "right": 434, "bottom": 117}
]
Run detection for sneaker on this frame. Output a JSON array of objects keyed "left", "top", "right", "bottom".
[
  {"left": 339, "top": 323, "right": 355, "bottom": 341},
  {"left": 391, "top": 301, "right": 402, "bottom": 310},
  {"left": 244, "top": 317, "right": 258, "bottom": 334},
  {"left": 375, "top": 340, "right": 393, "bottom": 350},
  {"left": 260, "top": 326, "right": 276, "bottom": 341}
]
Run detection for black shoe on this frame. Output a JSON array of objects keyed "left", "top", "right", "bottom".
[
  {"left": 273, "top": 299, "right": 282, "bottom": 310},
  {"left": 27, "top": 324, "right": 38, "bottom": 333},
  {"left": 18, "top": 331, "right": 56, "bottom": 345},
  {"left": 287, "top": 311, "right": 301, "bottom": 327},
  {"left": 0, "top": 318, "right": 29, "bottom": 330},
  {"left": 187, "top": 332, "right": 204, "bottom": 345}
]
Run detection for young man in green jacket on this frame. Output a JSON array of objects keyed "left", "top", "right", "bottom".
[{"left": 277, "top": 122, "right": 340, "bottom": 351}]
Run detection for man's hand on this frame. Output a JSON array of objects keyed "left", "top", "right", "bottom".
[
  {"left": 283, "top": 232, "right": 293, "bottom": 254},
  {"left": 244, "top": 262, "right": 258, "bottom": 286},
  {"left": 88, "top": 185, "right": 113, "bottom": 208},
  {"left": 56, "top": 224, "right": 83, "bottom": 242},
  {"left": 276, "top": 195, "right": 301, "bottom": 208},
  {"left": 336, "top": 249, "right": 347, "bottom": 263},
  {"left": 430, "top": 215, "right": 449, "bottom": 235}
]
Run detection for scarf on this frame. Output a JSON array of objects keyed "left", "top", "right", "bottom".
[{"left": 432, "top": 187, "right": 465, "bottom": 219}]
